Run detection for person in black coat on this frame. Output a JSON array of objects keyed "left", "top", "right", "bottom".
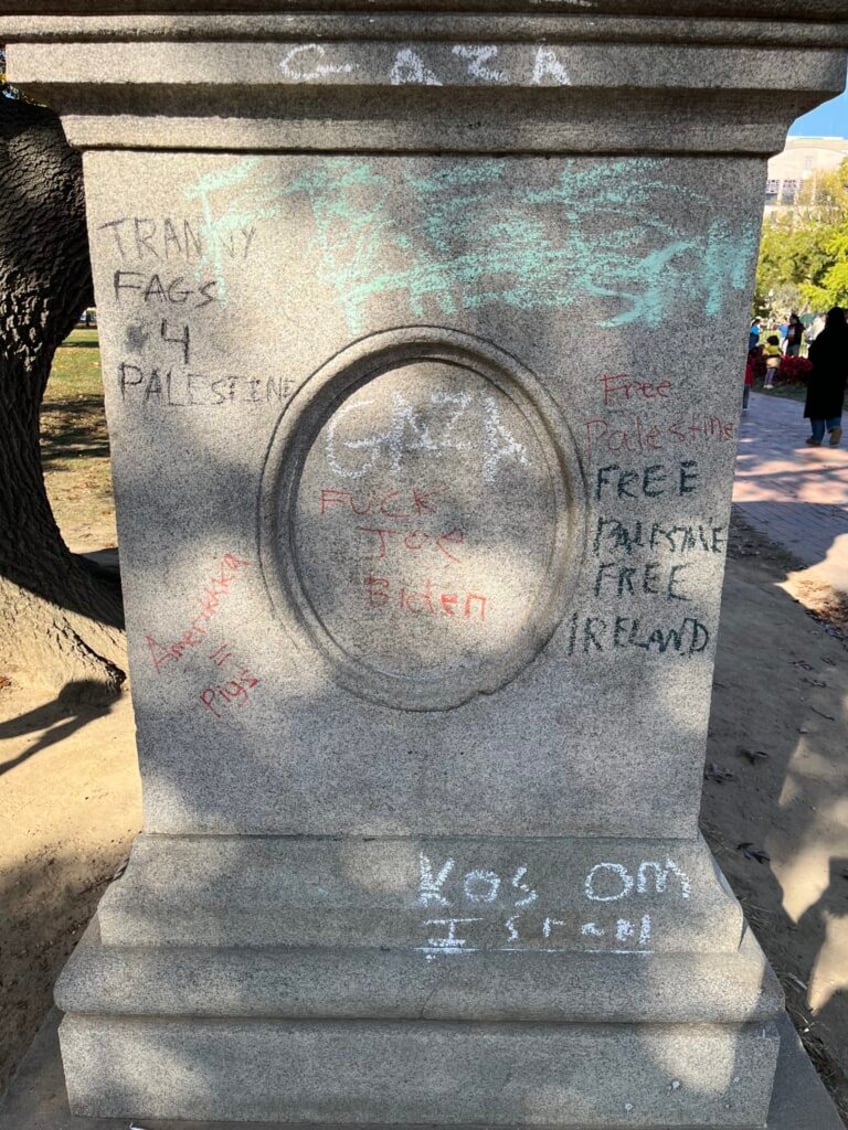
[
  {"left": 804, "top": 307, "right": 848, "bottom": 447},
  {"left": 785, "top": 311, "right": 805, "bottom": 357}
]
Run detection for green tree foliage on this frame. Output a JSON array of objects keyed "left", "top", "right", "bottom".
[{"left": 754, "top": 157, "right": 848, "bottom": 314}]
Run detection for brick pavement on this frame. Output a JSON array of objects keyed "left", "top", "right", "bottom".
[{"left": 733, "top": 389, "right": 848, "bottom": 594}]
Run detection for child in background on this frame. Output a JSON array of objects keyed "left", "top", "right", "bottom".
[
  {"left": 763, "top": 334, "right": 781, "bottom": 389},
  {"left": 743, "top": 345, "right": 760, "bottom": 411}
]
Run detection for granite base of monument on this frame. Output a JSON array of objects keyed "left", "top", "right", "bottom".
[
  {"left": 8, "top": 8, "right": 847, "bottom": 1129},
  {"left": 55, "top": 834, "right": 783, "bottom": 1127},
  {"left": 3, "top": 1008, "right": 844, "bottom": 1130}
]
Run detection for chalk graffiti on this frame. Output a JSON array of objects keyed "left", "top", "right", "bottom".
[
  {"left": 566, "top": 613, "right": 710, "bottom": 657},
  {"left": 180, "top": 155, "right": 758, "bottom": 335},
  {"left": 183, "top": 159, "right": 277, "bottom": 303},
  {"left": 279, "top": 43, "right": 353, "bottom": 81},
  {"left": 594, "top": 460, "right": 700, "bottom": 502},
  {"left": 324, "top": 390, "right": 529, "bottom": 483},
  {"left": 98, "top": 216, "right": 255, "bottom": 264},
  {"left": 390, "top": 47, "right": 442, "bottom": 87},
  {"left": 530, "top": 46, "right": 570, "bottom": 85},
  {"left": 592, "top": 517, "right": 726, "bottom": 558},
  {"left": 272, "top": 42, "right": 569, "bottom": 89},
  {"left": 592, "top": 560, "right": 691, "bottom": 602},
  {"left": 418, "top": 855, "right": 539, "bottom": 910},
  {"left": 199, "top": 663, "right": 261, "bottom": 720},
  {"left": 415, "top": 852, "right": 690, "bottom": 959},
  {"left": 98, "top": 215, "right": 257, "bottom": 309},
  {"left": 364, "top": 576, "right": 487, "bottom": 621},
  {"left": 584, "top": 860, "right": 692, "bottom": 902},
  {"left": 118, "top": 364, "right": 293, "bottom": 408},
  {"left": 584, "top": 415, "right": 736, "bottom": 460},
  {"left": 319, "top": 486, "right": 446, "bottom": 518},
  {"left": 357, "top": 525, "right": 465, "bottom": 563},
  {"left": 599, "top": 373, "right": 673, "bottom": 406},
  {"left": 112, "top": 271, "right": 218, "bottom": 309},
  {"left": 145, "top": 553, "right": 250, "bottom": 672},
  {"left": 451, "top": 45, "right": 506, "bottom": 84}
]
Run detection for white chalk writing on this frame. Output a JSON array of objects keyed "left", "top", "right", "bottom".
[
  {"left": 270, "top": 42, "right": 571, "bottom": 88},
  {"left": 390, "top": 48, "right": 442, "bottom": 86},
  {"left": 585, "top": 859, "right": 691, "bottom": 902},
  {"left": 452, "top": 44, "right": 506, "bottom": 84},
  {"left": 416, "top": 854, "right": 689, "bottom": 959},
  {"left": 279, "top": 43, "right": 354, "bottom": 81},
  {"left": 531, "top": 46, "right": 571, "bottom": 86},
  {"left": 325, "top": 391, "right": 528, "bottom": 483}
]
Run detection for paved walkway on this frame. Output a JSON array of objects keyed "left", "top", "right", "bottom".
[{"left": 733, "top": 390, "right": 848, "bottom": 593}]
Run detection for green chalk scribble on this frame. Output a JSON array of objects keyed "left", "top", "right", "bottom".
[
  {"left": 184, "top": 155, "right": 758, "bottom": 330},
  {"left": 184, "top": 157, "right": 276, "bottom": 304}
]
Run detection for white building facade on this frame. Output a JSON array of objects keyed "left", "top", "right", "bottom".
[{"left": 765, "top": 135, "right": 848, "bottom": 215}]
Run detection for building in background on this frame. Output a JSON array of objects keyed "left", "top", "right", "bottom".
[{"left": 764, "top": 136, "right": 848, "bottom": 215}]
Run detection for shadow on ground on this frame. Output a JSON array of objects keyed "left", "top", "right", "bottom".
[{"left": 702, "top": 513, "right": 848, "bottom": 1123}]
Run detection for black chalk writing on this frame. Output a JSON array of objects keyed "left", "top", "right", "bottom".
[
  {"left": 118, "top": 364, "right": 292, "bottom": 408},
  {"left": 99, "top": 217, "right": 255, "bottom": 263},
  {"left": 566, "top": 613, "right": 710, "bottom": 657},
  {"left": 593, "top": 561, "right": 691, "bottom": 602},
  {"left": 595, "top": 461, "right": 700, "bottom": 503},
  {"left": 160, "top": 320, "right": 190, "bottom": 365},
  {"left": 113, "top": 271, "right": 217, "bottom": 309},
  {"left": 592, "top": 517, "right": 726, "bottom": 557}
]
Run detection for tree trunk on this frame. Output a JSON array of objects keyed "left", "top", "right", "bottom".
[{"left": 0, "top": 96, "right": 126, "bottom": 703}]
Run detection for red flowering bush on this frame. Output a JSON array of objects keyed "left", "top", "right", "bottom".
[{"left": 777, "top": 355, "right": 813, "bottom": 384}]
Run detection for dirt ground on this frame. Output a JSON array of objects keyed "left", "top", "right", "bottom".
[
  {"left": 1, "top": 502, "right": 848, "bottom": 1122},
  {"left": 703, "top": 519, "right": 848, "bottom": 1123}
]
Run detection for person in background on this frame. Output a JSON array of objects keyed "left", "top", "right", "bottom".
[
  {"left": 748, "top": 317, "right": 761, "bottom": 351},
  {"left": 807, "top": 312, "right": 826, "bottom": 344},
  {"left": 804, "top": 306, "right": 848, "bottom": 447},
  {"left": 785, "top": 311, "right": 805, "bottom": 358},
  {"left": 763, "top": 334, "right": 781, "bottom": 389},
  {"left": 743, "top": 345, "right": 760, "bottom": 411}
]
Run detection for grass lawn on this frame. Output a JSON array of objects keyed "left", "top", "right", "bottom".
[
  {"left": 40, "top": 328, "right": 117, "bottom": 553},
  {"left": 755, "top": 379, "right": 807, "bottom": 403}
]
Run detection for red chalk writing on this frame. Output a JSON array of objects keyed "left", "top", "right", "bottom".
[
  {"left": 599, "top": 373, "right": 673, "bottom": 407},
  {"left": 321, "top": 484, "right": 465, "bottom": 564},
  {"left": 199, "top": 666, "right": 260, "bottom": 720},
  {"left": 584, "top": 415, "right": 735, "bottom": 461},
  {"left": 365, "top": 576, "right": 487, "bottom": 621},
  {"left": 358, "top": 526, "right": 464, "bottom": 563},
  {"left": 145, "top": 552, "right": 250, "bottom": 672},
  {"left": 208, "top": 642, "right": 234, "bottom": 668},
  {"left": 319, "top": 486, "right": 445, "bottom": 518}
]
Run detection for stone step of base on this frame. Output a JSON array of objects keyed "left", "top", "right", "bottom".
[
  {"left": 58, "top": 917, "right": 782, "bottom": 1026},
  {"left": 57, "top": 1012, "right": 780, "bottom": 1127}
]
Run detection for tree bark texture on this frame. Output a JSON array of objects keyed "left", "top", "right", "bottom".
[{"left": 0, "top": 96, "right": 126, "bottom": 702}]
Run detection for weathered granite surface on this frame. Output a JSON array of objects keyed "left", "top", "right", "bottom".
[
  {"left": 5, "top": 4, "right": 846, "bottom": 1126},
  {"left": 3, "top": 1008, "right": 844, "bottom": 1130},
  {"left": 76, "top": 149, "right": 765, "bottom": 841},
  {"left": 57, "top": 916, "right": 780, "bottom": 1024},
  {"left": 60, "top": 1017, "right": 781, "bottom": 1126},
  {"left": 0, "top": 0, "right": 847, "bottom": 18},
  {"left": 3, "top": 9, "right": 847, "bottom": 152}
]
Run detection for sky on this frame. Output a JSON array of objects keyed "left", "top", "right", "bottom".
[{"left": 789, "top": 69, "right": 848, "bottom": 138}]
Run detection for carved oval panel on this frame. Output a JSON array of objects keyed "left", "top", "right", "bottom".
[{"left": 260, "top": 328, "right": 583, "bottom": 710}]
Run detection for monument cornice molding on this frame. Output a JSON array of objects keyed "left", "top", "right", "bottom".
[
  {"left": 1, "top": 13, "right": 847, "bottom": 46},
  {"left": 3, "top": 8, "right": 847, "bottom": 154},
  {"left": 6, "top": 27, "right": 846, "bottom": 155},
  {"left": 0, "top": 0, "right": 847, "bottom": 18}
]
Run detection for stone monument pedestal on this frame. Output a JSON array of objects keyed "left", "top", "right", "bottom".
[
  {"left": 57, "top": 834, "right": 785, "bottom": 1126},
  {"left": 4, "top": 3, "right": 847, "bottom": 1126}
]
